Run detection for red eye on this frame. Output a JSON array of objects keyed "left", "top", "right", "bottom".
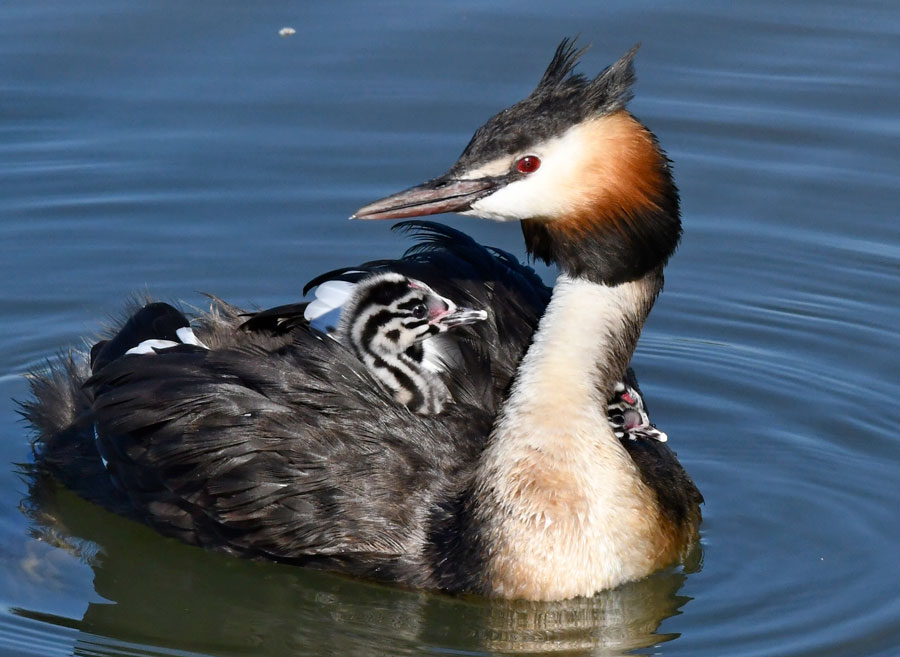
[{"left": 515, "top": 155, "right": 541, "bottom": 174}]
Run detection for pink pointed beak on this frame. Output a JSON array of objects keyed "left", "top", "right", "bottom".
[{"left": 431, "top": 306, "right": 488, "bottom": 331}]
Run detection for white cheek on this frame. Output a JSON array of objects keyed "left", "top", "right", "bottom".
[
  {"left": 465, "top": 161, "right": 578, "bottom": 222},
  {"left": 465, "top": 174, "right": 557, "bottom": 221},
  {"left": 462, "top": 127, "right": 588, "bottom": 222}
]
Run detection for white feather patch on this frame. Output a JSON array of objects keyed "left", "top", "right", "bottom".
[
  {"left": 305, "top": 279, "right": 358, "bottom": 334},
  {"left": 125, "top": 327, "right": 209, "bottom": 356},
  {"left": 125, "top": 339, "right": 180, "bottom": 355},
  {"left": 175, "top": 327, "right": 208, "bottom": 348}
]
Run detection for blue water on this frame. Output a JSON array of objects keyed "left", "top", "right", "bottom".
[{"left": 2, "top": 1, "right": 899, "bottom": 656}]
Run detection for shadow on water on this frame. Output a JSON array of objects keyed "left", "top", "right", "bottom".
[{"left": 14, "top": 473, "right": 700, "bottom": 657}]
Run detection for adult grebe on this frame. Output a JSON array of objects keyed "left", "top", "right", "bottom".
[{"left": 23, "top": 39, "right": 702, "bottom": 600}]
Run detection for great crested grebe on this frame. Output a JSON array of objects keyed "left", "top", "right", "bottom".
[{"left": 23, "top": 39, "right": 702, "bottom": 601}]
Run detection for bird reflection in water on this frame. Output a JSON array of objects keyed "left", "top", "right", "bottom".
[{"left": 16, "top": 475, "right": 700, "bottom": 657}]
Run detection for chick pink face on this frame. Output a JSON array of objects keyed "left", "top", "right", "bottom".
[{"left": 406, "top": 279, "right": 488, "bottom": 332}]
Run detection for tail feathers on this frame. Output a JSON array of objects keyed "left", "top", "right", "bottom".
[
  {"left": 20, "top": 352, "right": 91, "bottom": 442},
  {"left": 20, "top": 352, "right": 138, "bottom": 517}
]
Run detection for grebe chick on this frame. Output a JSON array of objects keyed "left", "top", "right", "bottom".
[
  {"left": 608, "top": 378, "right": 668, "bottom": 443},
  {"left": 335, "top": 273, "right": 487, "bottom": 414}
]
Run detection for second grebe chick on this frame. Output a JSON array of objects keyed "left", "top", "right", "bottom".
[
  {"left": 337, "top": 273, "right": 487, "bottom": 414},
  {"left": 608, "top": 377, "right": 668, "bottom": 443}
]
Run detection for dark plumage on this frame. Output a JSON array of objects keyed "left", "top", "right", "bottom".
[
  {"left": 23, "top": 224, "right": 538, "bottom": 582},
  {"left": 23, "top": 221, "right": 696, "bottom": 588}
]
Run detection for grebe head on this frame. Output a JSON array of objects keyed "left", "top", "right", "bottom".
[
  {"left": 340, "top": 273, "right": 487, "bottom": 357},
  {"left": 353, "top": 38, "right": 681, "bottom": 285}
]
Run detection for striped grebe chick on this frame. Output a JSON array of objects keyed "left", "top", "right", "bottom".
[
  {"left": 335, "top": 273, "right": 487, "bottom": 414},
  {"left": 608, "top": 376, "right": 668, "bottom": 443}
]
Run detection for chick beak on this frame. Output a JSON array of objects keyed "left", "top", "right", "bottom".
[
  {"left": 431, "top": 306, "right": 488, "bottom": 331},
  {"left": 352, "top": 174, "right": 497, "bottom": 220}
]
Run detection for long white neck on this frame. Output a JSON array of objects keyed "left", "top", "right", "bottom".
[
  {"left": 509, "top": 273, "right": 657, "bottom": 409},
  {"left": 473, "top": 270, "right": 681, "bottom": 600}
]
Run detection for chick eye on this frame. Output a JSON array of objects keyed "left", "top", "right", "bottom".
[
  {"left": 411, "top": 304, "right": 427, "bottom": 319},
  {"left": 515, "top": 155, "right": 541, "bottom": 174}
]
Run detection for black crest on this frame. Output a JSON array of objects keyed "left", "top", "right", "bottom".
[
  {"left": 535, "top": 39, "right": 637, "bottom": 114},
  {"left": 452, "top": 38, "right": 640, "bottom": 170}
]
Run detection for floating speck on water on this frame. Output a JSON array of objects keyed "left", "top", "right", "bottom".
[{"left": 279, "top": 27, "right": 296, "bottom": 37}]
